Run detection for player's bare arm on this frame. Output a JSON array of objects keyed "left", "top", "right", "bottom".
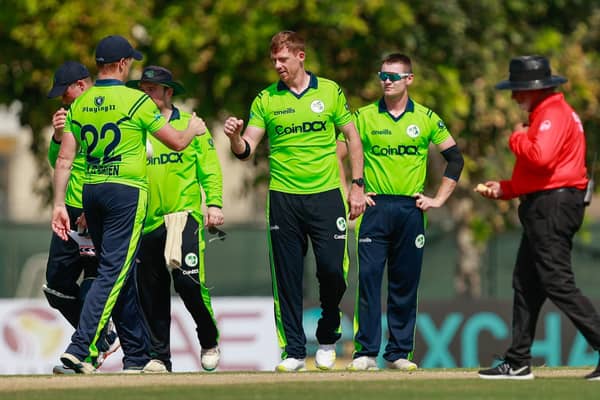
[
  {"left": 52, "top": 132, "right": 77, "bottom": 241},
  {"left": 224, "top": 117, "right": 265, "bottom": 161},
  {"left": 154, "top": 112, "right": 206, "bottom": 151},
  {"left": 52, "top": 108, "right": 68, "bottom": 141},
  {"left": 338, "top": 121, "right": 366, "bottom": 220},
  {"left": 414, "top": 136, "right": 463, "bottom": 211}
]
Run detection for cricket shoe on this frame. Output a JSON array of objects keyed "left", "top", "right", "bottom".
[
  {"left": 201, "top": 346, "right": 220, "bottom": 371},
  {"left": 387, "top": 358, "right": 418, "bottom": 371},
  {"left": 584, "top": 358, "right": 600, "bottom": 381},
  {"left": 60, "top": 353, "right": 96, "bottom": 374},
  {"left": 275, "top": 358, "right": 306, "bottom": 372},
  {"left": 478, "top": 361, "right": 534, "bottom": 380},
  {"left": 52, "top": 364, "right": 76, "bottom": 374},
  {"left": 315, "top": 344, "right": 336, "bottom": 370},
  {"left": 142, "top": 359, "right": 169, "bottom": 373},
  {"left": 121, "top": 366, "right": 143, "bottom": 374},
  {"left": 347, "top": 356, "right": 379, "bottom": 371}
]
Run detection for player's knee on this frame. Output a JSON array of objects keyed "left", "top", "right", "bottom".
[
  {"left": 317, "top": 265, "right": 345, "bottom": 282},
  {"left": 173, "top": 273, "right": 200, "bottom": 296},
  {"left": 43, "top": 285, "right": 78, "bottom": 309}
]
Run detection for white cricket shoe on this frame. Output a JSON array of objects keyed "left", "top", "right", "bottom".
[
  {"left": 347, "top": 356, "right": 379, "bottom": 371},
  {"left": 275, "top": 357, "right": 306, "bottom": 372},
  {"left": 142, "top": 359, "right": 169, "bottom": 373},
  {"left": 121, "top": 367, "right": 143, "bottom": 374},
  {"left": 315, "top": 344, "right": 336, "bottom": 370},
  {"left": 201, "top": 346, "right": 220, "bottom": 371},
  {"left": 388, "top": 358, "right": 418, "bottom": 371}
]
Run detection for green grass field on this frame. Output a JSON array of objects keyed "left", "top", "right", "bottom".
[{"left": 2, "top": 369, "right": 598, "bottom": 400}]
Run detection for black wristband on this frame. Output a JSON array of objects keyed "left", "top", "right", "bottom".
[{"left": 232, "top": 139, "right": 251, "bottom": 160}]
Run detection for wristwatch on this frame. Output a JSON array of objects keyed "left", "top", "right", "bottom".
[{"left": 351, "top": 177, "right": 365, "bottom": 187}]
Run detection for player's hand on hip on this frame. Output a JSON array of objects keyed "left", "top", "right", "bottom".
[
  {"left": 365, "top": 192, "right": 377, "bottom": 207},
  {"left": 223, "top": 117, "right": 244, "bottom": 139},
  {"left": 348, "top": 185, "right": 367, "bottom": 220},
  {"left": 413, "top": 193, "right": 439, "bottom": 211},
  {"left": 51, "top": 205, "right": 70, "bottom": 241}
]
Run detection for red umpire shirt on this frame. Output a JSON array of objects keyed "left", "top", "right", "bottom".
[{"left": 499, "top": 92, "right": 588, "bottom": 199}]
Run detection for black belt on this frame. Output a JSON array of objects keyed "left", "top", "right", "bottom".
[{"left": 519, "top": 187, "right": 582, "bottom": 202}]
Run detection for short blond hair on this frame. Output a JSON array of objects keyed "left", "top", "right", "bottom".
[{"left": 270, "top": 31, "right": 305, "bottom": 54}]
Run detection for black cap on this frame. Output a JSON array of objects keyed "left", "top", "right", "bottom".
[
  {"left": 95, "top": 35, "right": 143, "bottom": 64},
  {"left": 495, "top": 55, "right": 567, "bottom": 91},
  {"left": 125, "top": 66, "right": 186, "bottom": 96},
  {"left": 47, "top": 61, "right": 90, "bottom": 98}
]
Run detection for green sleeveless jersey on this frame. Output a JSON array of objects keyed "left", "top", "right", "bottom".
[
  {"left": 355, "top": 98, "right": 451, "bottom": 195},
  {"left": 48, "top": 137, "right": 86, "bottom": 208},
  {"left": 247, "top": 73, "right": 352, "bottom": 194},
  {"left": 144, "top": 107, "right": 223, "bottom": 234},
  {"left": 64, "top": 79, "right": 167, "bottom": 190}
]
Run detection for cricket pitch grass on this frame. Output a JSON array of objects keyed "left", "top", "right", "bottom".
[{"left": 1, "top": 368, "right": 598, "bottom": 400}]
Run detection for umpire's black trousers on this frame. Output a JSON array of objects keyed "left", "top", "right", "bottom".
[{"left": 506, "top": 188, "right": 600, "bottom": 366}]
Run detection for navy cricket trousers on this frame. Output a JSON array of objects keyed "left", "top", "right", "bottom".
[
  {"left": 137, "top": 215, "right": 219, "bottom": 371},
  {"left": 267, "top": 188, "right": 349, "bottom": 360},
  {"left": 66, "top": 182, "right": 150, "bottom": 369},
  {"left": 353, "top": 195, "right": 425, "bottom": 362}
]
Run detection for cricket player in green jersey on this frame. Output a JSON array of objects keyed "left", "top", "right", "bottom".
[
  {"left": 347, "top": 53, "right": 464, "bottom": 371},
  {"left": 52, "top": 35, "right": 207, "bottom": 374},
  {"left": 224, "top": 30, "right": 367, "bottom": 372},
  {"left": 46, "top": 61, "right": 95, "bottom": 328},
  {"left": 126, "top": 66, "right": 223, "bottom": 373},
  {"left": 46, "top": 61, "right": 120, "bottom": 374}
]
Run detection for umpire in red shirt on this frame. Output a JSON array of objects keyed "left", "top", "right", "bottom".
[{"left": 476, "top": 55, "right": 600, "bottom": 381}]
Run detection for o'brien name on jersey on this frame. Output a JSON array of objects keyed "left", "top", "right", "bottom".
[{"left": 87, "top": 163, "right": 120, "bottom": 176}]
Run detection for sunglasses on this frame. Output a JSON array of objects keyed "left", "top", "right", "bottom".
[
  {"left": 207, "top": 226, "right": 227, "bottom": 243},
  {"left": 378, "top": 71, "right": 412, "bottom": 82}
]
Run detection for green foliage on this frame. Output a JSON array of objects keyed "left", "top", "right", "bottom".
[{"left": 2, "top": 0, "right": 600, "bottom": 231}]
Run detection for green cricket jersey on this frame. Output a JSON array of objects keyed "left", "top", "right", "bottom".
[
  {"left": 355, "top": 98, "right": 450, "bottom": 195},
  {"left": 64, "top": 79, "right": 167, "bottom": 190},
  {"left": 144, "top": 106, "right": 223, "bottom": 234},
  {"left": 247, "top": 73, "right": 352, "bottom": 194},
  {"left": 48, "top": 137, "right": 86, "bottom": 208}
]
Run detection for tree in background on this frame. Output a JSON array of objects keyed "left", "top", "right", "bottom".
[{"left": 2, "top": 0, "right": 599, "bottom": 298}]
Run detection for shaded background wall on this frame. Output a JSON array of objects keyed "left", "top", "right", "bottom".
[{"left": 3, "top": 221, "right": 600, "bottom": 304}]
